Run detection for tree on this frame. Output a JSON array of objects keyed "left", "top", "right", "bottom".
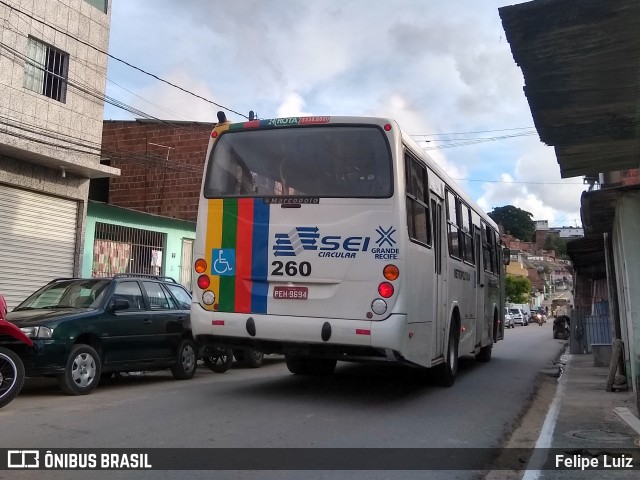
[
  {"left": 544, "top": 234, "right": 568, "bottom": 258},
  {"left": 505, "top": 275, "right": 532, "bottom": 303},
  {"left": 488, "top": 205, "right": 535, "bottom": 242}
]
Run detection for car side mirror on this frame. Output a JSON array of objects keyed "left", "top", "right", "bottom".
[
  {"left": 502, "top": 247, "right": 511, "bottom": 265},
  {"left": 110, "top": 299, "right": 130, "bottom": 313}
]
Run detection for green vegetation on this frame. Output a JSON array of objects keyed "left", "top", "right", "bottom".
[
  {"left": 544, "top": 234, "right": 568, "bottom": 259},
  {"left": 488, "top": 205, "right": 535, "bottom": 242},
  {"left": 505, "top": 275, "right": 532, "bottom": 303}
]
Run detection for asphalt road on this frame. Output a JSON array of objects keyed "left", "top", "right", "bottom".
[{"left": 0, "top": 320, "right": 565, "bottom": 480}]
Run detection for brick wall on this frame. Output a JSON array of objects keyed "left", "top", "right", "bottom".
[{"left": 102, "top": 120, "right": 214, "bottom": 222}]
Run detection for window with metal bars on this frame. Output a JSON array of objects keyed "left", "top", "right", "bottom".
[
  {"left": 23, "top": 37, "right": 68, "bottom": 103},
  {"left": 92, "top": 223, "right": 166, "bottom": 278}
]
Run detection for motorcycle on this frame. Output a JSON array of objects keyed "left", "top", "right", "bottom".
[
  {"left": 0, "top": 319, "right": 33, "bottom": 408},
  {"left": 534, "top": 313, "right": 544, "bottom": 326}
]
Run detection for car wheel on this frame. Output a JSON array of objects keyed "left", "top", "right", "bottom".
[
  {"left": 202, "top": 347, "right": 233, "bottom": 373},
  {"left": 245, "top": 349, "right": 265, "bottom": 368},
  {"left": 0, "top": 347, "right": 26, "bottom": 408},
  {"left": 433, "top": 321, "right": 459, "bottom": 387},
  {"left": 171, "top": 339, "right": 197, "bottom": 380},
  {"left": 57, "top": 344, "right": 101, "bottom": 395}
]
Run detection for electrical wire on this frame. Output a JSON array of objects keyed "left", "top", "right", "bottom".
[
  {"left": 421, "top": 131, "right": 538, "bottom": 150},
  {"left": 0, "top": 0, "right": 249, "bottom": 119},
  {"left": 410, "top": 126, "right": 535, "bottom": 137},
  {"left": 453, "top": 177, "right": 584, "bottom": 185}
]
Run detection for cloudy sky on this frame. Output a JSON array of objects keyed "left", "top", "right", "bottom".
[{"left": 104, "top": 0, "right": 586, "bottom": 228}]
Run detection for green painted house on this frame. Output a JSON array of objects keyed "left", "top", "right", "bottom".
[{"left": 83, "top": 201, "right": 196, "bottom": 290}]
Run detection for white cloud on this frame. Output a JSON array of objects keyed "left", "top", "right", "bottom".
[
  {"left": 276, "top": 93, "right": 312, "bottom": 118},
  {"left": 105, "top": 0, "right": 586, "bottom": 226},
  {"left": 477, "top": 139, "right": 585, "bottom": 226}
]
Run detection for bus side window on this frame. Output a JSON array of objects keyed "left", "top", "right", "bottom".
[
  {"left": 405, "top": 154, "right": 431, "bottom": 246},
  {"left": 460, "top": 203, "right": 474, "bottom": 265},
  {"left": 446, "top": 190, "right": 461, "bottom": 259}
]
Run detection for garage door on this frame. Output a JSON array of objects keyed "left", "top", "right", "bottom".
[{"left": 0, "top": 184, "right": 78, "bottom": 309}]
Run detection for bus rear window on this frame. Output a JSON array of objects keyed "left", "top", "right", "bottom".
[{"left": 204, "top": 126, "right": 392, "bottom": 198}]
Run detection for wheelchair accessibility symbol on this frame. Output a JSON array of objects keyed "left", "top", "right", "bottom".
[{"left": 211, "top": 249, "right": 236, "bottom": 276}]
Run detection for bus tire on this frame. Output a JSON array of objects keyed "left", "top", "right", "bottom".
[
  {"left": 434, "top": 323, "right": 459, "bottom": 387},
  {"left": 285, "top": 355, "right": 309, "bottom": 375},
  {"left": 475, "top": 344, "right": 492, "bottom": 363},
  {"left": 306, "top": 358, "right": 337, "bottom": 376},
  {"left": 285, "top": 356, "right": 336, "bottom": 376}
]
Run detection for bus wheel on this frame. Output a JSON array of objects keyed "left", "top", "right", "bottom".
[
  {"left": 285, "top": 356, "right": 336, "bottom": 376},
  {"left": 306, "top": 358, "right": 336, "bottom": 376},
  {"left": 285, "top": 355, "right": 310, "bottom": 375},
  {"left": 434, "top": 324, "right": 459, "bottom": 387},
  {"left": 475, "top": 344, "right": 492, "bottom": 363}
]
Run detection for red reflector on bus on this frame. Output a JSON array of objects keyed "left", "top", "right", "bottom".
[
  {"left": 212, "top": 320, "right": 225, "bottom": 326},
  {"left": 356, "top": 329, "right": 371, "bottom": 336},
  {"left": 384, "top": 123, "right": 392, "bottom": 131},
  {"left": 211, "top": 131, "right": 218, "bottom": 138}
]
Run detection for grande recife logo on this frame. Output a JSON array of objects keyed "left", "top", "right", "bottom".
[{"left": 272, "top": 226, "right": 398, "bottom": 259}]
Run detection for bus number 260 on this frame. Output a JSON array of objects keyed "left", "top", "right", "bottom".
[{"left": 271, "top": 261, "right": 312, "bottom": 277}]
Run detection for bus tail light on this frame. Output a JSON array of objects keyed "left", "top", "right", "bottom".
[
  {"left": 378, "top": 282, "right": 394, "bottom": 298},
  {"left": 383, "top": 265, "right": 399, "bottom": 281},
  {"left": 197, "top": 275, "right": 211, "bottom": 290},
  {"left": 195, "top": 258, "right": 207, "bottom": 273}
]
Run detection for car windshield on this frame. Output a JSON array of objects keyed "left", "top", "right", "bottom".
[
  {"left": 509, "top": 309, "right": 520, "bottom": 314},
  {"left": 14, "top": 279, "right": 111, "bottom": 311}
]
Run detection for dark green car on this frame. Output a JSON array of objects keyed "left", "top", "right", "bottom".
[{"left": 2, "top": 274, "right": 196, "bottom": 395}]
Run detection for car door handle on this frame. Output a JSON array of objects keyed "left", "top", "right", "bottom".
[{"left": 143, "top": 318, "right": 152, "bottom": 324}]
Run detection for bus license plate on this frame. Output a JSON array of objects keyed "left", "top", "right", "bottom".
[{"left": 273, "top": 286, "right": 308, "bottom": 300}]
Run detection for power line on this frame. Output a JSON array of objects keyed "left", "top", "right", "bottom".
[
  {"left": 453, "top": 178, "right": 583, "bottom": 185},
  {"left": 421, "top": 131, "right": 538, "bottom": 150},
  {"left": 0, "top": 0, "right": 249, "bottom": 119},
  {"left": 410, "top": 126, "right": 535, "bottom": 137},
  {"left": 0, "top": 41, "right": 197, "bottom": 132}
]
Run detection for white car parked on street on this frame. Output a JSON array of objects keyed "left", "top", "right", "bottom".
[{"left": 509, "top": 307, "right": 528, "bottom": 326}]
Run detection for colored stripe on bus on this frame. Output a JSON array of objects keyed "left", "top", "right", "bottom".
[
  {"left": 234, "top": 198, "right": 254, "bottom": 313},
  {"left": 251, "top": 200, "right": 270, "bottom": 314},
  {"left": 205, "top": 199, "right": 223, "bottom": 306},
  {"left": 218, "top": 199, "right": 238, "bottom": 312}
]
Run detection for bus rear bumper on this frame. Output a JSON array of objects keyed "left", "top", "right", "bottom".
[{"left": 190, "top": 303, "right": 408, "bottom": 358}]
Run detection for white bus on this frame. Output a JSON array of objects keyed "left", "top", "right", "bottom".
[{"left": 191, "top": 114, "right": 507, "bottom": 385}]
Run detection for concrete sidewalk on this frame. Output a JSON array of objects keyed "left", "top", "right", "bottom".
[{"left": 535, "top": 352, "right": 640, "bottom": 479}]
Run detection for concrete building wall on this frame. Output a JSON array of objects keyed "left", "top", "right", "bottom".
[
  {"left": 0, "top": 0, "right": 115, "bottom": 280},
  {"left": 101, "top": 121, "right": 214, "bottom": 222},
  {"left": 0, "top": 0, "right": 111, "bottom": 168},
  {"left": 612, "top": 192, "right": 640, "bottom": 408}
]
